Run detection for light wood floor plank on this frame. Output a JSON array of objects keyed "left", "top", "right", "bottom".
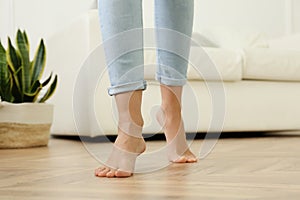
[{"left": 1, "top": 131, "right": 300, "bottom": 199}]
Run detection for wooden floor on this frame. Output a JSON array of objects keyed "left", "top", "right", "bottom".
[{"left": 1, "top": 131, "right": 300, "bottom": 200}]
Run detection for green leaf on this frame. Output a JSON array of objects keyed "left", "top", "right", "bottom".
[
  {"left": 8, "top": 65, "right": 23, "bottom": 102},
  {"left": 31, "top": 39, "right": 46, "bottom": 85},
  {"left": 7, "top": 37, "right": 23, "bottom": 96},
  {"left": 0, "top": 40, "right": 6, "bottom": 64},
  {"left": 23, "top": 30, "right": 30, "bottom": 49},
  {"left": 23, "top": 87, "right": 42, "bottom": 102},
  {"left": 0, "top": 40, "right": 8, "bottom": 86},
  {"left": 27, "top": 79, "right": 43, "bottom": 102},
  {"left": 0, "top": 87, "right": 3, "bottom": 99},
  {"left": 41, "top": 72, "right": 52, "bottom": 87},
  {"left": 0, "top": 40, "right": 13, "bottom": 102},
  {"left": 30, "top": 79, "right": 41, "bottom": 93},
  {"left": 16, "top": 29, "right": 31, "bottom": 92},
  {"left": 7, "top": 38, "right": 21, "bottom": 72},
  {"left": 39, "top": 74, "right": 57, "bottom": 103}
]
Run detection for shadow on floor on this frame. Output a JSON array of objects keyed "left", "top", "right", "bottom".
[{"left": 51, "top": 130, "right": 300, "bottom": 143}]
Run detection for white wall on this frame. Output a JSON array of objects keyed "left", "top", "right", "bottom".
[
  {"left": 142, "top": 0, "right": 298, "bottom": 38},
  {"left": 1, "top": 0, "right": 300, "bottom": 41},
  {"left": 0, "top": 0, "right": 97, "bottom": 47},
  {"left": 293, "top": 0, "right": 300, "bottom": 33},
  {"left": 196, "top": 0, "right": 287, "bottom": 38},
  {"left": 0, "top": 0, "right": 13, "bottom": 43}
]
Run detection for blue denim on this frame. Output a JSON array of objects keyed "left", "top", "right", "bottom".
[{"left": 98, "top": 0, "right": 194, "bottom": 95}]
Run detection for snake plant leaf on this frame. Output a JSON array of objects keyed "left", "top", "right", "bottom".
[
  {"left": 0, "top": 87, "right": 3, "bottom": 99},
  {"left": 22, "top": 30, "right": 29, "bottom": 49},
  {"left": 16, "top": 29, "right": 31, "bottom": 91},
  {"left": 0, "top": 40, "right": 8, "bottom": 88},
  {"left": 39, "top": 74, "right": 57, "bottom": 103},
  {"left": 23, "top": 87, "right": 42, "bottom": 102},
  {"left": 0, "top": 40, "right": 6, "bottom": 66},
  {"left": 7, "top": 37, "right": 23, "bottom": 94},
  {"left": 41, "top": 72, "right": 53, "bottom": 87},
  {"left": 7, "top": 38, "right": 22, "bottom": 72},
  {"left": 28, "top": 80, "right": 43, "bottom": 102},
  {"left": 8, "top": 65, "right": 23, "bottom": 102},
  {"left": 30, "top": 79, "right": 41, "bottom": 93},
  {"left": 0, "top": 40, "right": 13, "bottom": 102},
  {"left": 31, "top": 39, "right": 46, "bottom": 85}
]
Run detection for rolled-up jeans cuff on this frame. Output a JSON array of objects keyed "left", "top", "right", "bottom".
[
  {"left": 108, "top": 80, "right": 147, "bottom": 96},
  {"left": 155, "top": 74, "right": 187, "bottom": 86}
]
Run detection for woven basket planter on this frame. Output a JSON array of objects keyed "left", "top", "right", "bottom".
[{"left": 0, "top": 102, "right": 53, "bottom": 148}]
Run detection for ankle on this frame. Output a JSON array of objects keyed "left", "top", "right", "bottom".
[
  {"left": 115, "top": 132, "right": 146, "bottom": 153},
  {"left": 134, "top": 117, "right": 144, "bottom": 127},
  {"left": 119, "top": 115, "right": 144, "bottom": 127},
  {"left": 160, "top": 105, "right": 181, "bottom": 121}
]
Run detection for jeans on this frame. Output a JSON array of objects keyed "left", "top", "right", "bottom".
[{"left": 98, "top": 0, "right": 194, "bottom": 95}]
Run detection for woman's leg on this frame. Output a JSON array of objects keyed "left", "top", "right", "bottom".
[
  {"left": 95, "top": 90, "right": 146, "bottom": 177},
  {"left": 155, "top": 0, "right": 197, "bottom": 162},
  {"left": 96, "top": 0, "right": 146, "bottom": 178},
  {"left": 98, "top": 0, "right": 146, "bottom": 95},
  {"left": 157, "top": 85, "right": 197, "bottom": 163}
]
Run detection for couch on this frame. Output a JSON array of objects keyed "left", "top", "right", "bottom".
[{"left": 46, "top": 10, "right": 300, "bottom": 136}]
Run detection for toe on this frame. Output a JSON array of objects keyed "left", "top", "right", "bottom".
[
  {"left": 94, "top": 167, "right": 105, "bottom": 176},
  {"left": 173, "top": 156, "right": 188, "bottom": 163},
  {"left": 106, "top": 169, "right": 116, "bottom": 178},
  {"left": 186, "top": 151, "right": 198, "bottom": 163},
  {"left": 115, "top": 170, "right": 132, "bottom": 178},
  {"left": 96, "top": 168, "right": 110, "bottom": 177},
  {"left": 187, "top": 157, "right": 197, "bottom": 163}
]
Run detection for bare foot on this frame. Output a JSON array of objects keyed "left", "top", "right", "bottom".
[
  {"left": 95, "top": 130, "right": 146, "bottom": 178},
  {"left": 157, "top": 107, "right": 197, "bottom": 163}
]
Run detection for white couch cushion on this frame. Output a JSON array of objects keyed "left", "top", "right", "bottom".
[
  {"left": 144, "top": 47, "right": 243, "bottom": 82},
  {"left": 190, "top": 32, "right": 218, "bottom": 47},
  {"left": 268, "top": 34, "right": 300, "bottom": 51},
  {"left": 242, "top": 48, "right": 300, "bottom": 81},
  {"left": 200, "top": 27, "right": 269, "bottom": 49}
]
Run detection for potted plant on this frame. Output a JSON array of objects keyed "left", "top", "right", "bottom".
[{"left": 0, "top": 29, "right": 58, "bottom": 148}]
